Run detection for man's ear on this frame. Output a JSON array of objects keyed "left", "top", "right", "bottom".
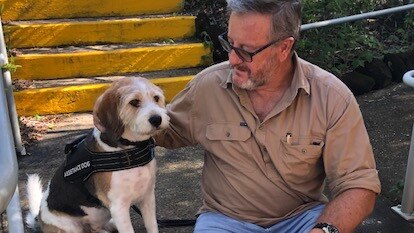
[{"left": 279, "top": 37, "right": 295, "bottom": 60}]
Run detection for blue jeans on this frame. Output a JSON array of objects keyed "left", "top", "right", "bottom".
[{"left": 194, "top": 204, "right": 325, "bottom": 233}]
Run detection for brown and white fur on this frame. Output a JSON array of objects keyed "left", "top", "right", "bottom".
[{"left": 26, "top": 77, "right": 170, "bottom": 233}]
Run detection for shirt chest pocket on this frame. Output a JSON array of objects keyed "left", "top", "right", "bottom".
[
  {"left": 279, "top": 138, "right": 325, "bottom": 186},
  {"left": 205, "top": 123, "right": 254, "bottom": 171}
]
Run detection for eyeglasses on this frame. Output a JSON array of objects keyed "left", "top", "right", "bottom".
[{"left": 218, "top": 31, "right": 281, "bottom": 62}]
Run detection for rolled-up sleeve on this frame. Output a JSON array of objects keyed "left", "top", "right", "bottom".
[{"left": 323, "top": 94, "right": 381, "bottom": 198}]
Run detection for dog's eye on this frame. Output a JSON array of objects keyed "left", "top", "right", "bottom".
[
  {"left": 129, "top": 99, "right": 140, "bottom": 108},
  {"left": 154, "top": 95, "right": 160, "bottom": 102}
]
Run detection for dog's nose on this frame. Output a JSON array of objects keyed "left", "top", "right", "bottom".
[{"left": 148, "top": 115, "right": 162, "bottom": 127}]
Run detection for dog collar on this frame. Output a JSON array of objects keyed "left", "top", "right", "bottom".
[
  {"left": 119, "top": 137, "right": 151, "bottom": 147},
  {"left": 63, "top": 134, "right": 155, "bottom": 183}
]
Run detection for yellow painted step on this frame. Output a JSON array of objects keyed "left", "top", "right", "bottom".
[
  {"left": 4, "top": 16, "right": 196, "bottom": 48},
  {"left": 13, "top": 76, "right": 193, "bottom": 116},
  {"left": 2, "top": 0, "right": 184, "bottom": 20},
  {"left": 13, "top": 43, "right": 212, "bottom": 80}
]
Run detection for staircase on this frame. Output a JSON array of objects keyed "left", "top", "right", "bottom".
[{"left": 1, "top": 0, "right": 212, "bottom": 116}]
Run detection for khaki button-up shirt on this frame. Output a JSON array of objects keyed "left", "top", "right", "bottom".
[{"left": 156, "top": 54, "right": 381, "bottom": 227}]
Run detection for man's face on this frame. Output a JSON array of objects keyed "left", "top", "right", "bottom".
[{"left": 227, "top": 12, "right": 279, "bottom": 90}]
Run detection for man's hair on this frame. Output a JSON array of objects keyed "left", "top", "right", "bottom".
[{"left": 226, "top": 0, "right": 302, "bottom": 42}]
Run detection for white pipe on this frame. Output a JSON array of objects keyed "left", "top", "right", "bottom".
[
  {"left": 403, "top": 70, "right": 414, "bottom": 88},
  {"left": 400, "top": 70, "right": 414, "bottom": 215},
  {"left": 6, "top": 186, "right": 24, "bottom": 233},
  {"left": 301, "top": 4, "right": 414, "bottom": 31},
  {"left": 401, "top": 120, "right": 414, "bottom": 214},
  {"left": 0, "top": 18, "right": 26, "bottom": 156},
  {"left": 0, "top": 58, "right": 18, "bottom": 212},
  {"left": 392, "top": 70, "right": 414, "bottom": 220}
]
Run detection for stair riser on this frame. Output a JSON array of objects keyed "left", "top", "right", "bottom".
[
  {"left": 13, "top": 76, "right": 193, "bottom": 116},
  {"left": 5, "top": 17, "right": 196, "bottom": 48},
  {"left": 13, "top": 44, "right": 211, "bottom": 80},
  {"left": 2, "top": 0, "right": 183, "bottom": 20}
]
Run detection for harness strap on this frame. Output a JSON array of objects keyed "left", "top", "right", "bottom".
[
  {"left": 87, "top": 142, "right": 154, "bottom": 176},
  {"left": 63, "top": 135, "right": 155, "bottom": 183}
]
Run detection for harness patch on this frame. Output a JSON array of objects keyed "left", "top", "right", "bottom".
[{"left": 64, "top": 161, "right": 91, "bottom": 178}]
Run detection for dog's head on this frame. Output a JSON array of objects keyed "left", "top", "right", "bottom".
[{"left": 94, "top": 77, "right": 170, "bottom": 147}]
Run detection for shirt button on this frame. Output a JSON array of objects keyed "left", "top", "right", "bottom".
[
  {"left": 226, "top": 132, "right": 231, "bottom": 137},
  {"left": 301, "top": 148, "right": 307, "bottom": 154},
  {"left": 263, "top": 147, "right": 268, "bottom": 153}
]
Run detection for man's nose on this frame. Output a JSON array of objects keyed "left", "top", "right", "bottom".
[{"left": 228, "top": 49, "right": 243, "bottom": 66}]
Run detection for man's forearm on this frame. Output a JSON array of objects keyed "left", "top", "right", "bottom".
[{"left": 310, "top": 188, "right": 377, "bottom": 233}]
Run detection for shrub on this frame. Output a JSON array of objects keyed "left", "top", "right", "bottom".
[{"left": 297, "top": 0, "right": 414, "bottom": 76}]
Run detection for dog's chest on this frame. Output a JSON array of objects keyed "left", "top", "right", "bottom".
[{"left": 107, "top": 159, "right": 157, "bottom": 202}]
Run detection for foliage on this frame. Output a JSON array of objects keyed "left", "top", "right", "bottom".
[
  {"left": 389, "top": 179, "right": 404, "bottom": 201},
  {"left": 186, "top": 0, "right": 413, "bottom": 75},
  {"left": 2, "top": 57, "right": 21, "bottom": 73},
  {"left": 162, "top": 38, "right": 176, "bottom": 44},
  {"left": 200, "top": 31, "right": 214, "bottom": 48},
  {"left": 296, "top": 0, "right": 413, "bottom": 76}
]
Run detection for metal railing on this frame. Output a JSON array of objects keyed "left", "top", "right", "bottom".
[
  {"left": 0, "top": 17, "right": 24, "bottom": 232},
  {"left": 0, "top": 2, "right": 413, "bottom": 232},
  {"left": 391, "top": 70, "right": 414, "bottom": 221},
  {"left": 301, "top": 4, "right": 414, "bottom": 31}
]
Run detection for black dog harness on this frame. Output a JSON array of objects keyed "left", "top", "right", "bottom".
[
  {"left": 63, "top": 134, "right": 155, "bottom": 183},
  {"left": 62, "top": 134, "right": 197, "bottom": 227}
]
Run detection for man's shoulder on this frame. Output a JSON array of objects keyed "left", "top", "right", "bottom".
[
  {"left": 297, "top": 56, "right": 353, "bottom": 100},
  {"left": 184, "top": 61, "right": 231, "bottom": 93},
  {"left": 195, "top": 61, "right": 231, "bottom": 81}
]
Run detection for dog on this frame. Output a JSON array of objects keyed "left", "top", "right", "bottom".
[{"left": 26, "top": 77, "right": 170, "bottom": 233}]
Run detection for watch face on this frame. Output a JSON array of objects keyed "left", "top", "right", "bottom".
[
  {"left": 314, "top": 223, "right": 340, "bottom": 233},
  {"left": 327, "top": 225, "right": 340, "bottom": 233}
]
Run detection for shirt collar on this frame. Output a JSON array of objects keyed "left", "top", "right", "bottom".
[{"left": 291, "top": 51, "right": 311, "bottom": 95}]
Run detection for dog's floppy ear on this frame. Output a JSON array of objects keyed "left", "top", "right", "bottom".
[
  {"left": 94, "top": 87, "right": 125, "bottom": 147},
  {"left": 93, "top": 95, "right": 106, "bottom": 132}
]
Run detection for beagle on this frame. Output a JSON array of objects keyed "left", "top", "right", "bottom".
[{"left": 26, "top": 77, "right": 170, "bottom": 233}]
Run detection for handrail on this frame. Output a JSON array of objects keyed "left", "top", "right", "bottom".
[
  {"left": 301, "top": 4, "right": 414, "bottom": 31},
  {"left": 0, "top": 19, "right": 26, "bottom": 156},
  {"left": 391, "top": 70, "right": 414, "bottom": 221},
  {"left": 403, "top": 70, "right": 414, "bottom": 88},
  {"left": 0, "top": 55, "right": 19, "bottom": 213},
  {"left": 0, "top": 17, "right": 24, "bottom": 231}
]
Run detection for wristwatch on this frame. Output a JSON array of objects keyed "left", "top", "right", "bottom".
[{"left": 313, "top": 222, "right": 340, "bottom": 233}]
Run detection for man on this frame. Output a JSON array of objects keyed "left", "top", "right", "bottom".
[{"left": 128, "top": 0, "right": 380, "bottom": 232}]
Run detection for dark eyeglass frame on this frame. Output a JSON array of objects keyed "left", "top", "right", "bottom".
[{"left": 218, "top": 31, "right": 281, "bottom": 62}]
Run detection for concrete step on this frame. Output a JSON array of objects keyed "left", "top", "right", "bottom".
[
  {"left": 4, "top": 16, "right": 196, "bottom": 48},
  {"left": 12, "top": 42, "right": 212, "bottom": 80},
  {"left": 2, "top": 0, "right": 211, "bottom": 117},
  {"left": 13, "top": 75, "right": 195, "bottom": 116},
  {"left": 12, "top": 67, "right": 205, "bottom": 116},
  {"left": 2, "top": 0, "right": 184, "bottom": 20}
]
